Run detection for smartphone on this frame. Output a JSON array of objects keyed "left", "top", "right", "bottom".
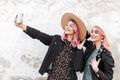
[{"left": 16, "top": 13, "right": 23, "bottom": 24}]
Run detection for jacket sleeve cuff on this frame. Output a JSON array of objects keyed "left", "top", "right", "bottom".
[
  {"left": 23, "top": 26, "right": 29, "bottom": 33},
  {"left": 95, "top": 70, "right": 106, "bottom": 78}
]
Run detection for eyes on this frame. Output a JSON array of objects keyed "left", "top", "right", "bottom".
[
  {"left": 65, "top": 24, "right": 73, "bottom": 28},
  {"left": 65, "top": 20, "right": 76, "bottom": 28},
  {"left": 91, "top": 30, "right": 99, "bottom": 34}
]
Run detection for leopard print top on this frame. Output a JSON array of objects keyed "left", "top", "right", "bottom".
[{"left": 48, "top": 40, "right": 72, "bottom": 80}]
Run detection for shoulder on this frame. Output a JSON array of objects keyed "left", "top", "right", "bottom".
[
  {"left": 101, "top": 49, "right": 114, "bottom": 67},
  {"left": 53, "top": 35, "right": 61, "bottom": 41},
  {"left": 54, "top": 35, "right": 61, "bottom": 38},
  {"left": 101, "top": 48, "right": 113, "bottom": 59},
  {"left": 51, "top": 35, "right": 63, "bottom": 44}
]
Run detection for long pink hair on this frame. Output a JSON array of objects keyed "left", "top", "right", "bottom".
[
  {"left": 94, "top": 26, "right": 111, "bottom": 53},
  {"left": 61, "top": 19, "right": 79, "bottom": 48}
]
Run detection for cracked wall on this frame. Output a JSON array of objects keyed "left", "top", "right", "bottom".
[{"left": 0, "top": 0, "right": 120, "bottom": 80}]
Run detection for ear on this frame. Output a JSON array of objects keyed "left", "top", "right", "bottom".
[{"left": 101, "top": 35, "right": 104, "bottom": 39}]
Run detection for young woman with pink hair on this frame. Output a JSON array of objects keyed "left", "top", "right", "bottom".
[
  {"left": 14, "top": 13, "right": 87, "bottom": 80},
  {"left": 82, "top": 26, "right": 115, "bottom": 80}
]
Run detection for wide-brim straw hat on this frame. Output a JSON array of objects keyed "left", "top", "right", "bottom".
[{"left": 61, "top": 13, "right": 87, "bottom": 42}]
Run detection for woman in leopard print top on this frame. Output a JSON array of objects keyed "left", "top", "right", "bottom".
[{"left": 14, "top": 13, "right": 87, "bottom": 80}]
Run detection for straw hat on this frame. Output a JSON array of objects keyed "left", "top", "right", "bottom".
[{"left": 61, "top": 13, "right": 87, "bottom": 42}]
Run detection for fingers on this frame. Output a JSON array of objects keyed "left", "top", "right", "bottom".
[
  {"left": 89, "top": 56, "right": 100, "bottom": 72},
  {"left": 14, "top": 15, "right": 17, "bottom": 24},
  {"left": 81, "top": 39, "right": 86, "bottom": 44},
  {"left": 97, "top": 58, "right": 101, "bottom": 63},
  {"left": 91, "top": 56, "right": 96, "bottom": 62},
  {"left": 77, "top": 39, "right": 86, "bottom": 49},
  {"left": 93, "top": 56, "right": 96, "bottom": 60},
  {"left": 14, "top": 15, "right": 19, "bottom": 27},
  {"left": 93, "top": 56, "right": 101, "bottom": 62},
  {"left": 90, "top": 56, "right": 101, "bottom": 65},
  {"left": 14, "top": 15, "right": 23, "bottom": 27}
]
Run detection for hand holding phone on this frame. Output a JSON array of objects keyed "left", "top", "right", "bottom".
[{"left": 15, "top": 13, "right": 27, "bottom": 31}]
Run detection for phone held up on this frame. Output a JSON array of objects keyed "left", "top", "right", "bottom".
[{"left": 16, "top": 13, "right": 23, "bottom": 24}]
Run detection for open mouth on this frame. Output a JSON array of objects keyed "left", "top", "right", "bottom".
[{"left": 91, "top": 36, "right": 96, "bottom": 39}]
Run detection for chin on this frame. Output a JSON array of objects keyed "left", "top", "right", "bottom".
[
  {"left": 90, "top": 39, "right": 96, "bottom": 42},
  {"left": 65, "top": 32, "right": 72, "bottom": 35}
]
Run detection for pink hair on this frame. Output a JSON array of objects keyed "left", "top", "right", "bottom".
[
  {"left": 61, "top": 20, "right": 79, "bottom": 48},
  {"left": 94, "top": 26, "right": 111, "bottom": 53}
]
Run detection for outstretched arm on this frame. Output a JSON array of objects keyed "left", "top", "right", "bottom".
[{"left": 14, "top": 15, "right": 53, "bottom": 46}]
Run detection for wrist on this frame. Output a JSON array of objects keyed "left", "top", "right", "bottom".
[
  {"left": 21, "top": 24, "right": 27, "bottom": 31},
  {"left": 77, "top": 46, "right": 82, "bottom": 49},
  {"left": 94, "top": 68, "right": 99, "bottom": 73}
]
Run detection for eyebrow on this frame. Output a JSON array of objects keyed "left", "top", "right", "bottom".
[{"left": 91, "top": 29, "right": 99, "bottom": 32}]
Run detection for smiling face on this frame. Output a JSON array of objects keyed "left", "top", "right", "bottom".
[
  {"left": 90, "top": 26, "right": 104, "bottom": 43},
  {"left": 64, "top": 20, "right": 76, "bottom": 35},
  {"left": 61, "top": 19, "right": 79, "bottom": 47}
]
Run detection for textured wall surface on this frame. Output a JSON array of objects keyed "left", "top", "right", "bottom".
[{"left": 0, "top": 0, "right": 120, "bottom": 80}]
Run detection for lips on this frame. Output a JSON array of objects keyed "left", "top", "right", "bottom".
[
  {"left": 65, "top": 29, "right": 71, "bottom": 32},
  {"left": 91, "top": 36, "right": 96, "bottom": 39}
]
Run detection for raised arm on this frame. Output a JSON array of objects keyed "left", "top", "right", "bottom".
[{"left": 14, "top": 16, "right": 53, "bottom": 46}]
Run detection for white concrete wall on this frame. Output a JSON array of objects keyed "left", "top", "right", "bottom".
[{"left": 0, "top": 0, "right": 120, "bottom": 80}]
